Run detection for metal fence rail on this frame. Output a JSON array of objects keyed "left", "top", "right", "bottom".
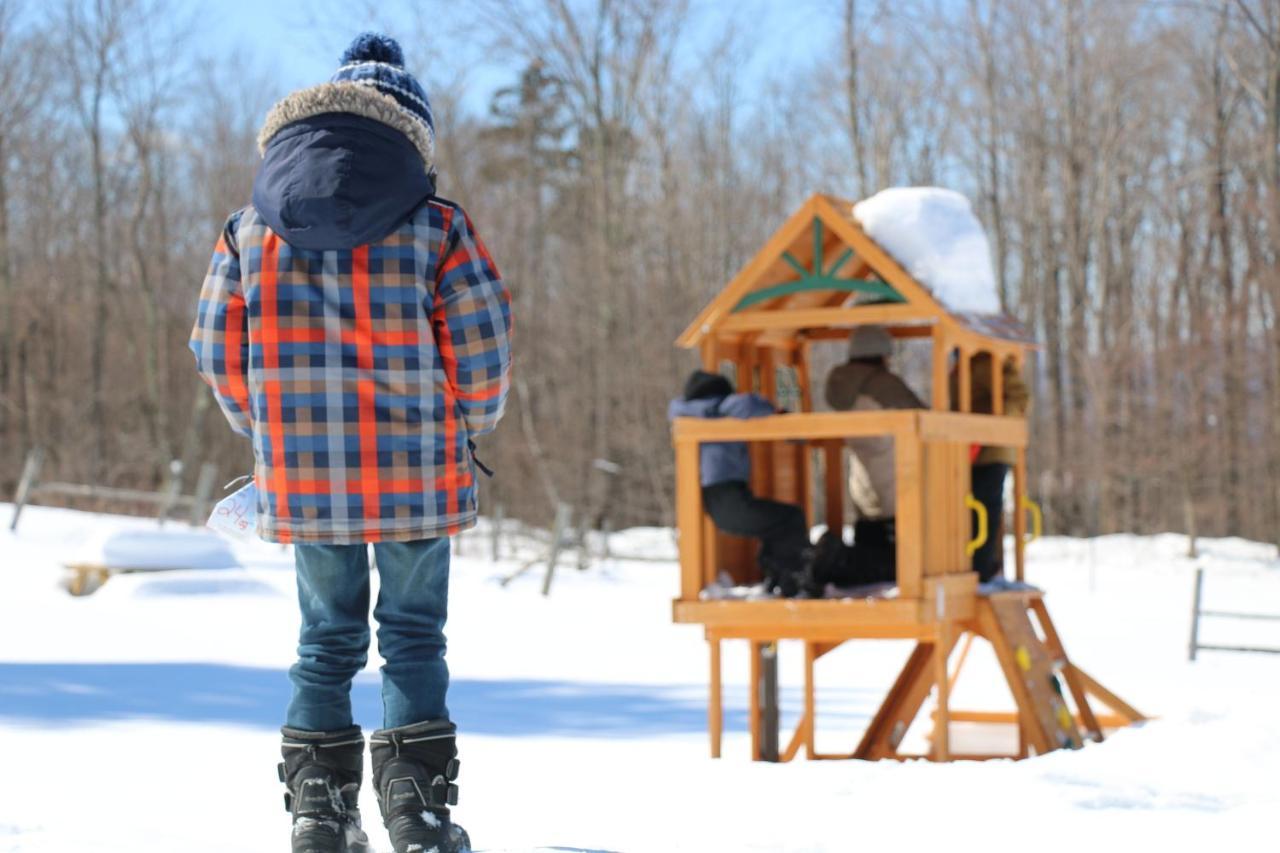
[{"left": 1188, "top": 566, "right": 1280, "bottom": 660}]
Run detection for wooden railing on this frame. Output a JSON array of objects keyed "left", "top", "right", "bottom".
[{"left": 672, "top": 410, "right": 1029, "bottom": 604}]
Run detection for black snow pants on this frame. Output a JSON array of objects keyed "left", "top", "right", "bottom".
[
  {"left": 849, "top": 517, "right": 897, "bottom": 585},
  {"left": 702, "top": 480, "right": 811, "bottom": 589},
  {"left": 971, "top": 462, "right": 1010, "bottom": 582}
]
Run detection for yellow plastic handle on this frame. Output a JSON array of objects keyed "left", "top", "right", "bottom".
[
  {"left": 1021, "top": 497, "right": 1043, "bottom": 543},
  {"left": 965, "top": 493, "right": 988, "bottom": 557}
]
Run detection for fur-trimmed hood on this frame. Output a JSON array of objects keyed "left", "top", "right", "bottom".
[
  {"left": 251, "top": 83, "right": 435, "bottom": 251},
  {"left": 258, "top": 81, "right": 435, "bottom": 172}
]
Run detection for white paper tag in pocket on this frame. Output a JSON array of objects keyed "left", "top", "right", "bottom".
[{"left": 207, "top": 482, "right": 258, "bottom": 541}]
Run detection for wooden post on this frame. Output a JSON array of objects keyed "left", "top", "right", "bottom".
[
  {"left": 749, "top": 640, "right": 762, "bottom": 760},
  {"left": 676, "top": 439, "right": 704, "bottom": 601},
  {"left": 760, "top": 641, "right": 780, "bottom": 762},
  {"left": 991, "top": 353, "right": 1005, "bottom": 416},
  {"left": 9, "top": 447, "right": 45, "bottom": 532},
  {"left": 701, "top": 339, "right": 718, "bottom": 371},
  {"left": 932, "top": 330, "right": 950, "bottom": 411},
  {"left": 709, "top": 635, "right": 723, "bottom": 758},
  {"left": 540, "top": 502, "right": 573, "bottom": 597},
  {"left": 894, "top": 427, "right": 924, "bottom": 599},
  {"left": 957, "top": 347, "right": 971, "bottom": 413},
  {"left": 188, "top": 462, "right": 218, "bottom": 526},
  {"left": 824, "top": 440, "right": 843, "bottom": 535},
  {"left": 932, "top": 584, "right": 951, "bottom": 761},
  {"left": 794, "top": 342, "right": 814, "bottom": 525},
  {"left": 804, "top": 641, "right": 818, "bottom": 758}
]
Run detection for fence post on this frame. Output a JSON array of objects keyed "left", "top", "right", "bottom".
[
  {"left": 491, "top": 503, "right": 504, "bottom": 561},
  {"left": 188, "top": 462, "right": 218, "bottom": 526},
  {"left": 1188, "top": 566, "right": 1205, "bottom": 662},
  {"left": 157, "top": 460, "right": 184, "bottom": 526},
  {"left": 9, "top": 447, "right": 46, "bottom": 532},
  {"left": 541, "top": 502, "right": 573, "bottom": 597}
]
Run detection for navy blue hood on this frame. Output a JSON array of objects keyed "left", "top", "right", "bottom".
[{"left": 252, "top": 112, "right": 433, "bottom": 251}]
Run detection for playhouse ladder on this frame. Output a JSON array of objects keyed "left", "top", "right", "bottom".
[
  {"left": 849, "top": 590, "right": 1142, "bottom": 761},
  {"left": 977, "top": 592, "right": 1083, "bottom": 753}
]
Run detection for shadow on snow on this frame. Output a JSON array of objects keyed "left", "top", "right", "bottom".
[{"left": 0, "top": 661, "right": 874, "bottom": 735}]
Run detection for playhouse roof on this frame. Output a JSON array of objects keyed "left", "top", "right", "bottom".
[{"left": 677, "top": 193, "right": 1034, "bottom": 351}]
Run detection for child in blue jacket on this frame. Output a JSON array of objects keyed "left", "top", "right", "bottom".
[{"left": 668, "top": 370, "right": 812, "bottom": 595}]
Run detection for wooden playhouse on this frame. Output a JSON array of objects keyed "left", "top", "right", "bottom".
[{"left": 671, "top": 193, "right": 1144, "bottom": 762}]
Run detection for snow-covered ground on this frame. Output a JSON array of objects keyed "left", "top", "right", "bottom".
[{"left": 2, "top": 504, "right": 1277, "bottom": 852}]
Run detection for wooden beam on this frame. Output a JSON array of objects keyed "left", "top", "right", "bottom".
[
  {"left": 673, "top": 410, "right": 916, "bottom": 444},
  {"left": 932, "top": 326, "right": 950, "bottom": 412},
  {"left": 675, "top": 598, "right": 937, "bottom": 633},
  {"left": 991, "top": 351, "right": 1005, "bottom": 416},
  {"left": 805, "top": 323, "right": 935, "bottom": 341},
  {"left": 934, "top": 709, "right": 1135, "bottom": 730},
  {"left": 709, "top": 638, "right": 723, "bottom": 758},
  {"left": 824, "top": 440, "right": 844, "bottom": 534},
  {"left": 933, "top": 590, "right": 952, "bottom": 761},
  {"left": 719, "top": 303, "right": 926, "bottom": 334},
  {"left": 895, "top": 433, "right": 924, "bottom": 599},
  {"left": 675, "top": 439, "right": 704, "bottom": 602},
  {"left": 804, "top": 641, "right": 818, "bottom": 758},
  {"left": 1067, "top": 664, "right": 1148, "bottom": 723},
  {"left": 919, "top": 573, "right": 978, "bottom": 623},
  {"left": 916, "top": 412, "right": 1028, "bottom": 447},
  {"left": 677, "top": 195, "right": 822, "bottom": 348},
  {"left": 811, "top": 196, "right": 950, "bottom": 317}
]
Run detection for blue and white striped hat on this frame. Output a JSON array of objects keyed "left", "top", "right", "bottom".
[{"left": 331, "top": 33, "right": 435, "bottom": 151}]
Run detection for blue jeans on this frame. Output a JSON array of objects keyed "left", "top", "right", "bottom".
[{"left": 286, "top": 538, "right": 451, "bottom": 732}]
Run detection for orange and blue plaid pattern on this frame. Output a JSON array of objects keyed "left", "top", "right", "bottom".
[{"left": 190, "top": 199, "right": 512, "bottom": 544}]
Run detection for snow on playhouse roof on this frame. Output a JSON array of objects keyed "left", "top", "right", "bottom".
[{"left": 852, "top": 187, "right": 1001, "bottom": 315}]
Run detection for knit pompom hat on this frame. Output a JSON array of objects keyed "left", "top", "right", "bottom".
[
  {"left": 684, "top": 370, "right": 733, "bottom": 401},
  {"left": 258, "top": 32, "right": 436, "bottom": 173},
  {"left": 847, "top": 325, "right": 893, "bottom": 361},
  {"left": 331, "top": 34, "right": 435, "bottom": 147}
]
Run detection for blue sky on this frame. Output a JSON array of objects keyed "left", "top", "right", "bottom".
[{"left": 205, "top": 0, "right": 829, "bottom": 118}]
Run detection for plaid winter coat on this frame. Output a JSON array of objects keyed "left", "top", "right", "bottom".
[{"left": 190, "top": 87, "right": 512, "bottom": 544}]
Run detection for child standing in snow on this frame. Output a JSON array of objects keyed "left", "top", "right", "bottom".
[{"left": 189, "top": 34, "right": 511, "bottom": 853}]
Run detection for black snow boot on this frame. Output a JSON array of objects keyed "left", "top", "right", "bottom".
[
  {"left": 370, "top": 719, "right": 471, "bottom": 853},
  {"left": 279, "top": 726, "right": 372, "bottom": 853}
]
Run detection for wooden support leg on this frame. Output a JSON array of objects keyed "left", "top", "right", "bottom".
[
  {"left": 932, "top": 598, "right": 952, "bottom": 761},
  {"left": 749, "top": 640, "right": 762, "bottom": 760},
  {"left": 1067, "top": 664, "right": 1147, "bottom": 723},
  {"left": 947, "top": 632, "right": 975, "bottom": 694},
  {"left": 855, "top": 636, "right": 959, "bottom": 760},
  {"left": 804, "top": 641, "right": 817, "bottom": 758},
  {"left": 709, "top": 636, "right": 723, "bottom": 759},
  {"left": 760, "top": 642, "right": 780, "bottom": 762}
]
